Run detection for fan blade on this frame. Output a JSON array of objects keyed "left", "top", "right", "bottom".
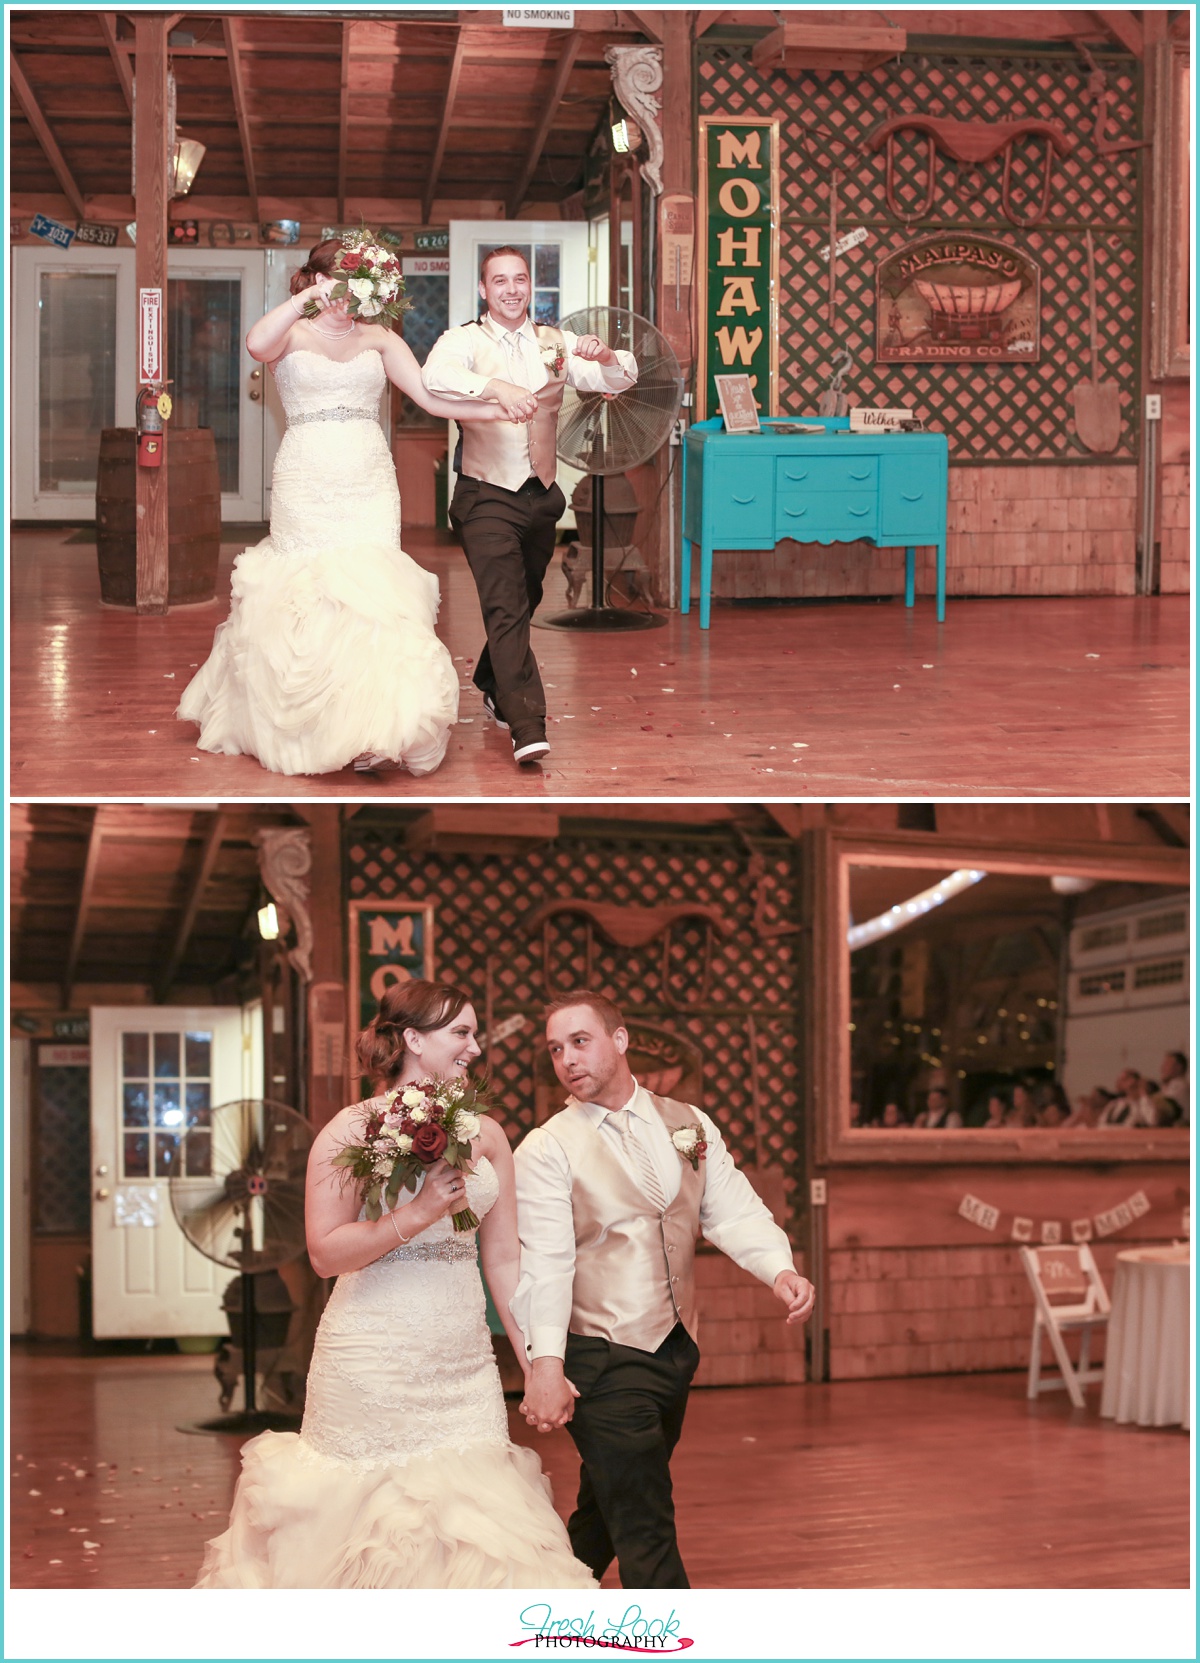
[{"left": 556, "top": 306, "right": 683, "bottom": 473}]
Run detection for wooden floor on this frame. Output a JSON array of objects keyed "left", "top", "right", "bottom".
[
  {"left": 9, "top": 526, "right": 1190, "bottom": 799},
  {"left": 9, "top": 1343, "right": 1188, "bottom": 1590}
]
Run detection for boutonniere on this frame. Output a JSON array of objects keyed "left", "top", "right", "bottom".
[
  {"left": 671, "top": 1126, "right": 708, "bottom": 1171},
  {"left": 539, "top": 339, "right": 566, "bottom": 379}
]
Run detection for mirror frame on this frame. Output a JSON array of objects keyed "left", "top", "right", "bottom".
[
  {"left": 808, "top": 827, "right": 1191, "bottom": 1166},
  {"left": 1150, "top": 37, "right": 1190, "bottom": 380}
]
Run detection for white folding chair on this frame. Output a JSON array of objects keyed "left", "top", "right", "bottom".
[{"left": 1020, "top": 1243, "right": 1111, "bottom": 1409}]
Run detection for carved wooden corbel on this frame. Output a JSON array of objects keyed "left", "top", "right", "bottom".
[
  {"left": 605, "top": 44, "right": 664, "bottom": 195},
  {"left": 255, "top": 828, "right": 314, "bottom": 983}
]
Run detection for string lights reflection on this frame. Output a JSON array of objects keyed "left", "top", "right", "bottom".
[{"left": 848, "top": 868, "right": 988, "bottom": 950}]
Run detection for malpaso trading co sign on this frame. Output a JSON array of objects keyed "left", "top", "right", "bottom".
[{"left": 697, "top": 117, "right": 780, "bottom": 421}]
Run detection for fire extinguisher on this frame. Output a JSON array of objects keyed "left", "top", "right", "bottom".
[{"left": 136, "top": 384, "right": 171, "bottom": 467}]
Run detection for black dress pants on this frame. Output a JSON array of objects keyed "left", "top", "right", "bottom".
[
  {"left": 449, "top": 473, "right": 565, "bottom": 742},
  {"left": 563, "top": 1322, "right": 701, "bottom": 1589}
]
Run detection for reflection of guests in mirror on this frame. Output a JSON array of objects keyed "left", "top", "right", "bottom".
[
  {"left": 1034, "top": 1082, "right": 1070, "bottom": 1128},
  {"left": 981, "top": 1091, "right": 1007, "bottom": 1128},
  {"left": 1004, "top": 1082, "right": 1038, "bottom": 1128},
  {"left": 913, "top": 1088, "right": 961, "bottom": 1129},
  {"left": 1062, "top": 1086, "right": 1114, "bottom": 1128},
  {"left": 881, "top": 1101, "right": 906, "bottom": 1128},
  {"left": 1158, "top": 1052, "right": 1189, "bottom": 1124}
]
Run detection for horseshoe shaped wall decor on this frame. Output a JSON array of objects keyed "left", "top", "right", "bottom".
[
  {"left": 524, "top": 900, "right": 734, "bottom": 1008},
  {"left": 867, "top": 115, "right": 1075, "bottom": 228}
]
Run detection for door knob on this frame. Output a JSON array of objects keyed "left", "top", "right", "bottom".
[
  {"left": 249, "top": 389, "right": 262, "bottom": 401},
  {"left": 250, "top": 367, "right": 263, "bottom": 380},
  {"left": 95, "top": 1163, "right": 109, "bottom": 1176},
  {"left": 95, "top": 1187, "right": 110, "bottom": 1200}
]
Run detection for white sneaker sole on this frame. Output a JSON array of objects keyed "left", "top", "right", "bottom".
[
  {"left": 513, "top": 739, "right": 550, "bottom": 763},
  {"left": 483, "top": 698, "right": 510, "bottom": 730}
]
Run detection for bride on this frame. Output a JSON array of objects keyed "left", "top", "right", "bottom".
[
  {"left": 195, "top": 980, "right": 595, "bottom": 1588},
  {"left": 177, "top": 239, "right": 521, "bottom": 778}
]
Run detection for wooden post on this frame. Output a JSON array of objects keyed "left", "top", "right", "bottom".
[
  {"left": 295, "top": 807, "right": 348, "bottom": 1130},
  {"left": 134, "top": 13, "right": 170, "bottom": 615}
]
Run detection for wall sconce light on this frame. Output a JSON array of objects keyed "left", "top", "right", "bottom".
[
  {"left": 611, "top": 117, "right": 643, "bottom": 156},
  {"left": 257, "top": 901, "right": 280, "bottom": 941},
  {"left": 171, "top": 136, "right": 206, "bottom": 198}
]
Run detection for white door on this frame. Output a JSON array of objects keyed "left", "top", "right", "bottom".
[
  {"left": 10, "top": 1040, "right": 33, "bottom": 1335},
  {"left": 12, "top": 245, "right": 270, "bottom": 521},
  {"left": 260, "top": 246, "right": 391, "bottom": 519},
  {"left": 11, "top": 245, "right": 137, "bottom": 519},
  {"left": 447, "top": 219, "right": 601, "bottom": 519},
  {"left": 90, "top": 1005, "right": 255, "bottom": 1339}
]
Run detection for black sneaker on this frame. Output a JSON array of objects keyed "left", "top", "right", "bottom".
[
  {"left": 482, "top": 692, "right": 509, "bottom": 730},
  {"left": 512, "top": 733, "right": 550, "bottom": 764}
]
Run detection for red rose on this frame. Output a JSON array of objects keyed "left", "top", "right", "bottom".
[
  {"left": 339, "top": 252, "right": 358, "bottom": 270},
  {"left": 411, "top": 1122, "right": 448, "bottom": 1164}
]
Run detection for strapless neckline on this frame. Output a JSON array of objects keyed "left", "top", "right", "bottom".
[{"left": 279, "top": 347, "right": 381, "bottom": 369}]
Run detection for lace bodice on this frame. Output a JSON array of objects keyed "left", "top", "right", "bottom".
[
  {"left": 273, "top": 347, "right": 387, "bottom": 421},
  {"left": 302, "top": 1156, "right": 508, "bottom": 1468}
]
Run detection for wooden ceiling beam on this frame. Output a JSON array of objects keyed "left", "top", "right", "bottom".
[
  {"left": 507, "top": 29, "right": 582, "bottom": 218},
  {"left": 1089, "top": 9, "right": 1144, "bottom": 56},
  {"left": 223, "top": 16, "right": 260, "bottom": 221},
  {"left": 624, "top": 11, "right": 665, "bottom": 43},
  {"left": 99, "top": 12, "right": 133, "bottom": 112},
  {"left": 62, "top": 810, "right": 105, "bottom": 1009},
  {"left": 156, "top": 812, "right": 228, "bottom": 1003},
  {"left": 423, "top": 25, "right": 467, "bottom": 223},
  {"left": 10, "top": 54, "right": 87, "bottom": 217},
  {"left": 337, "top": 20, "right": 353, "bottom": 222}
]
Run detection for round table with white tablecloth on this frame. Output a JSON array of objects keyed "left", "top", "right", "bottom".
[{"left": 1099, "top": 1245, "right": 1191, "bottom": 1430}]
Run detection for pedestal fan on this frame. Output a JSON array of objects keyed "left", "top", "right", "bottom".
[
  {"left": 538, "top": 305, "right": 684, "bottom": 632},
  {"left": 171, "top": 1098, "right": 312, "bottom": 1436}
]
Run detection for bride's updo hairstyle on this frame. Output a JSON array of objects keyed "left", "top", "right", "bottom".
[
  {"left": 289, "top": 238, "right": 343, "bottom": 298},
  {"left": 357, "top": 979, "right": 472, "bottom": 1086}
]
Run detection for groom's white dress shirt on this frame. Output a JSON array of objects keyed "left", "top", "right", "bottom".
[
  {"left": 422, "top": 314, "right": 637, "bottom": 494},
  {"left": 511, "top": 1078, "right": 795, "bottom": 1361}
]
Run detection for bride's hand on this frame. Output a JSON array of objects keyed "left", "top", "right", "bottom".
[
  {"left": 419, "top": 1159, "right": 469, "bottom": 1221},
  {"left": 308, "top": 275, "right": 347, "bottom": 314}
]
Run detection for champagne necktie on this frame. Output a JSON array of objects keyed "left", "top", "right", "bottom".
[{"left": 612, "top": 1109, "right": 668, "bottom": 1211}]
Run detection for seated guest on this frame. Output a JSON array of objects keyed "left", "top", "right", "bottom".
[
  {"left": 1062, "top": 1086, "right": 1115, "bottom": 1128},
  {"left": 880, "top": 1100, "right": 908, "bottom": 1128},
  {"left": 1035, "top": 1082, "right": 1070, "bottom": 1128},
  {"left": 980, "top": 1091, "right": 1008, "bottom": 1128},
  {"left": 1097, "top": 1067, "right": 1151, "bottom": 1126},
  {"left": 1158, "top": 1052, "right": 1189, "bottom": 1124},
  {"left": 1004, "top": 1082, "right": 1038, "bottom": 1128},
  {"left": 913, "top": 1087, "right": 962, "bottom": 1129}
]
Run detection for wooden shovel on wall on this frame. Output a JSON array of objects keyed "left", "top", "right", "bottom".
[{"left": 1071, "top": 229, "right": 1121, "bottom": 453}]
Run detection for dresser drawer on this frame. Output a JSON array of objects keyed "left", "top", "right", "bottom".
[
  {"left": 705, "top": 453, "right": 775, "bottom": 540},
  {"left": 878, "top": 455, "right": 944, "bottom": 539},
  {"left": 777, "top": 491, "right": 877, "bottom": 539},
  {"left": 775, "top": 455, "right": 878, "bottom": 493}
]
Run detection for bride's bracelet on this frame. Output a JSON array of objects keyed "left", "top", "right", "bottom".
[
  {"left": 289, "top": 293, "right": 306, "bottom": 317},
  {"left": 389, "top": 1209, "right": 412, "bottom": 1245}
]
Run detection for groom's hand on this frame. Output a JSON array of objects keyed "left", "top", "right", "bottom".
[
  {"left": 519, "top": 1357, "right": 578, "bottom": 1433},
  {"left": 572, "top": 335, "right": 617, "bottom": 366},
  {"left": 482, "top": 379, "right": 539, "bottom": 423},
  {"left": 774, "top": 1269, "right": 816, "bottom": 1325}
]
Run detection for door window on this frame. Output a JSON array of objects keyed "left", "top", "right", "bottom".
[
  {"left": 168, "top": 276, "right": 242, "bottom": 492},
  {"left": 120, "top": 1027, "right": 213, "bottom": 1179},
  {"left": 37, "top": 270, "right": 117, "bottom": 495}
]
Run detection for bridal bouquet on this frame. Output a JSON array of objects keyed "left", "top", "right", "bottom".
[
  {"left": 304, "top": 226, "right": 410, "bottom": 324},
  {"left": 333, "top": 1075, "right": 496, "bottom": 1232}
]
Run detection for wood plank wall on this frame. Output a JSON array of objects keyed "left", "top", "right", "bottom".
[
  {"left": 694, "top": 1250, "right": 807, "bottom": 1387},
  {"left": 825, "top": 1161, "right": 1189, "bottom": 1380}
]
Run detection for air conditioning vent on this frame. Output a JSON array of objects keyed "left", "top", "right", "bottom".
[
  {"left": 1079, "top": 921, "right": 1128, "bottom": 953},
  {"left": 1078, "top": 969, "right": 1127, "bottom": 998},
  {"left": 1136, "top": 908, "right": 1189, "bottom": 941},
  {"left": 1132, "top": 957, "right": 1186, "bottom": 990}
]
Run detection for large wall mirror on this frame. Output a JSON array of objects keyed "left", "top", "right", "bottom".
[{"left": 811, "top": 832, "right": 1190, "bottom": 1165}]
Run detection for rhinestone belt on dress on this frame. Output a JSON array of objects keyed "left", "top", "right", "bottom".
[
  {"left": 381, "top": 1235, "right": 478, "bottom": 1265},
  {"left": 288, "top": 406, "right": 378, "bottom": 426}
]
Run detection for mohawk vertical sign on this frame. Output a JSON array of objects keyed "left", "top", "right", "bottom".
[{"left": 697, "top": 117, "right": 779, "bottom": 420}]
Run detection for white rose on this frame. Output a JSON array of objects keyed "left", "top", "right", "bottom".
[
  {"left": 396, "top": 1134, "right": 413, "bottom": 1154},
  {"left": 348, "top": 277, "right": 375, "bottom": 303},
  {"left": 401, "top": 1088, "right": 425, "bottom": 1109},
  {"left": 409, "top": 1106, "right": 428, "bottom": 1125},
  {"left": 453, "top": 1110, "right": 481, "bottom": 1142},
  {"left": 671, "top": 1128, "right": 698, "bottom": 1153}
]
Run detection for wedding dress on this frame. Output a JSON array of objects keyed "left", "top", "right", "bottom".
[
  {"left": 177, "top": 349, "right": 459, "bottom": 776},
  {"left": 195, "top": 1153, "right": 595, "bottom": 1589}
]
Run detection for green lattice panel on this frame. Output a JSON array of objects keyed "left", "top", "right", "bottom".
[
  {"left": 345, "top": 828, "right": 803, "bottom": 1229},
  {"left": 699, "top": 39, "right": 1142, "bottom": 462}
]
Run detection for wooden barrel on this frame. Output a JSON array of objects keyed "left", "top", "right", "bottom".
[{"left": 95, "top": 427, "right": 222, "bottom": 606}]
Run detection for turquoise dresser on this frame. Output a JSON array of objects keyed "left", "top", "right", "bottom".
[{"left": 681, "top": 416, "right": 949, "bottom": 629}]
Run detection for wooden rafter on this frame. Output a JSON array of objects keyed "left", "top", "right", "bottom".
[
  {"left": 62, "top": 810, "right": 105, "bottom": 1009},
  {"left": 337, "top": 20, "right": 353, "bottom": 222},
  {"left": 98, "top": 12, "right": 133, "bottom": 112},
  {"left": 423, "top": 25, "right": 467, "bottom": 224},
  {"left": 156, "top": 812, "right": 228, "bottom": 1003},
  {"left": 223, "top": 17, "right": 260, "bottom": 221},
  {"left": 625, "top": 10, "right": 665, "bottom": 43},
  {"left": 10, "top": 53, "right": 87, "bottom": 218},
  {"left": 507, "top": 30, "right": 582, "bottom": 219},
  {"left": 1089, "top": 10, "right": 1144, "bottom": 56}
]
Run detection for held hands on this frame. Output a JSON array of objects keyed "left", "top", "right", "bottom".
[
  {"left": 774, "top": 1269, "right": 817, "bottom": 1325},
  {"left": 519, "top": 1358, "right": 580, "bottom": 1433},
  {"left": 572, "top": 335, "right": 616, "bottom": 366},
  {"left": 484, "top": 379, "right": 539, "bottom": 424}
]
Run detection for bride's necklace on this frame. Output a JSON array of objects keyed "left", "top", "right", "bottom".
[{"left": 310, "top": 311, "right": 356, "bottom": 340}]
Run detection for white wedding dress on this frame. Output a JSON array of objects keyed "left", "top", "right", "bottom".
[
  {"left": 195, "top": 1154, "right": 594, "bottom": 1589},
  {"left": 177, "top": 349, "right": 459, "bottom": 776}
]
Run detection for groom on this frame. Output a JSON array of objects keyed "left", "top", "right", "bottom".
[
  {"left": 422, "top": 247, "right": 637, "bottom": 765},
  {"left": 512, "top": 991, "right": 814, "bottom": 1588}
]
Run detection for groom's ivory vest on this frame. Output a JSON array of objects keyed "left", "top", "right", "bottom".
[
  {"left": 541, "top": 1092, "right": 705, "bottom": 1354},
  {"left": 458, "top": 323, "right": 567, "bottom": 491}
]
